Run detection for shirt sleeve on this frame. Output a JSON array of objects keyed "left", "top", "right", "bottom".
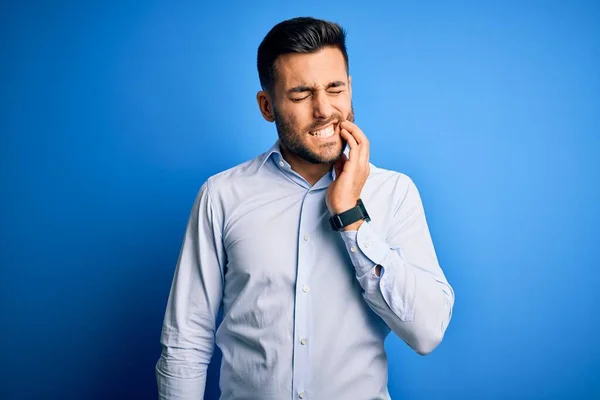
[
  {"left": 155, "top": 180, "right": 226, "bottom": 399},
  {"left": 339, "top": 176, "right": 455, "bottom": 355}
]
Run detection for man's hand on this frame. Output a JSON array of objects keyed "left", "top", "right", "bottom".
[{"left": 326, "top": 120, "right": 370, "bottom": 231}]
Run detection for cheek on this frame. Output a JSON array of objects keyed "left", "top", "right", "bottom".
[
  {"left": 333, "top": 96, "right": 352, "bottom": 114},
  {"left": 285, "top": 112, "right": 300, "bottom": 129},
  {"left": 284, "top": 109, "right": 312, "bottom": 132}
]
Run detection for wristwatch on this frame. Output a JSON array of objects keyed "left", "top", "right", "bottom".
[{"left": 329, "top": 199, "right": 371, "bottom": 231}]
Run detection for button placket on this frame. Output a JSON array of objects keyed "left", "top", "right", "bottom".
[{"left": 292, "top": 190, "right": 315, "bottom": 399}]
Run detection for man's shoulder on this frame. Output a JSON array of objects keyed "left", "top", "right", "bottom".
[
  {"left": 365, "top": 163, "right": 422, "bottom": 211},
  {"left": 368, "top": 162, "right": 414, "bottom": 188},
  {"left": 201, "top": 150, "right": 270, "bottom": 195}
]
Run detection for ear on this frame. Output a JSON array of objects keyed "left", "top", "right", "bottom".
[{"left": 256, "top": 90, "right": 275, "bottom": 122}]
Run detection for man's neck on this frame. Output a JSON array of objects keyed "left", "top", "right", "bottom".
[{"left": 280, "top": 145, "right": 332, "bottom": 186}]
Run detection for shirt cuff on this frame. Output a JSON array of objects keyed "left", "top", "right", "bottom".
[{"left": 339, "top": 221, "right": 390, "bottom": 277}]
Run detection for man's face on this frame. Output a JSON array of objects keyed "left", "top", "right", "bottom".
[{"left": 271, "top": 46, "right": 354, "bottom": 164}]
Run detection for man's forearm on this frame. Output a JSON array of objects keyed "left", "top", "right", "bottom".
[
  {"left": 156, "top": 345, "right": 211, "bottom": 399},
  {"left": 357, "top": 248, "right": 454, "bottom": 354},
  {"left": 340, "top": 221, "right": 454, "bottom": 354}
]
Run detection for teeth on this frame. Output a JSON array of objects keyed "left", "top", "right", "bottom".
[{"left": 310, "top": 125, "right": 335, "bottom": 137}]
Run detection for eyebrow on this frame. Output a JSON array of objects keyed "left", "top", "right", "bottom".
[{"left": 287, "top": 81, "right": 346, "bottom": 94}]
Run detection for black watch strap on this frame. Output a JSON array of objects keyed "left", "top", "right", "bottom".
[{"left": 329, "top": 199, "right": 371, "bottom": 231}]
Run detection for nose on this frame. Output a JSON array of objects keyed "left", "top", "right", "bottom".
[{"left": 312, "top": 90, "right": 333, "bottom": 120}]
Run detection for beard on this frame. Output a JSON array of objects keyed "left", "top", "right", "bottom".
[{"left": 274, "top": 104, "right": 355, "bottom": 164}]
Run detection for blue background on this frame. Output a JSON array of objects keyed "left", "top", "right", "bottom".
[{"left": 1, "top": 1, "right": 599, "bottom": 399}]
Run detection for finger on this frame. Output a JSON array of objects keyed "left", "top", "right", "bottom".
[
  {"left": 339, "top": 129, "right": 359, "bottom": 176},
  {"left": 340, "top": 121, "right": 369, "bottom": 148},
  {"left": 341, "top": 121, "right": 369, "bottom": 167},
  {"left": 340, "top": 128, "right": 359, "bottom": 164}
]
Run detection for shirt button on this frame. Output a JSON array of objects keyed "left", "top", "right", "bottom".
[
  {"left": 364, "top": 241, "right": 371, "bottom": 248},
  {"left": 302, "top": 285, "right": 310, "bottom": 293},
  {"left": 350, "top": 245, "right": 357, "bottom": 253},
  {"left": 299, "top": 392, "right": 305, "bottom": 399},
  {"left": 300, "top": 338, "right": 307, "bottom": 345},
  {"left": 304, "top": 234, "right": 309, "bottom": 242},
  {"left": 279, "top": 161, "right": 285, "bottom": 167}
]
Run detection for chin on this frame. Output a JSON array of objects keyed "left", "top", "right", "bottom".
[{"left": 314, "top": 140, "right": 344, "bottom": 163}]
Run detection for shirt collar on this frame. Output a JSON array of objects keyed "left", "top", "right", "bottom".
[
  {"left": 257, "top": 139, "right": 349, "bottom": 182},
  {"left": 257, "top": 139, "right": 284, "bottom": 171}
]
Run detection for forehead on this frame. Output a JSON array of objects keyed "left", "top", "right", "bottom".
[{"left": 274, "top": 46, "right": 347, "bottom": 89}]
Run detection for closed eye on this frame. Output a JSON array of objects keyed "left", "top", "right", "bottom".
[
  {"left": 292, "top": 91, "right": 343, "bottom": 102},
  {"left": 291, "top": 95, "right": 310, "bottom": 102}
]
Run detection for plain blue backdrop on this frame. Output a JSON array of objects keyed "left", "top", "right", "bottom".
[{"left": 1, "top": 1, "right": 599, "bottom": 399}]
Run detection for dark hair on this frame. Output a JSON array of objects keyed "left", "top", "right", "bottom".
[{"left": 257, "top": 17, "right": 349, "bottom": 94}]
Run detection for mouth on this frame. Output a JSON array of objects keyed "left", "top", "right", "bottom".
[{"left": 308, "top": 123, "right": 336, "bottom": 138}]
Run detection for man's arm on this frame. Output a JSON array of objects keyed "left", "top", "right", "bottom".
[
  {"left": 156, "top": 180, "right": 226, "bottom": 399},
  {"left": 340, "top": 176, "right": 454, "bottom": 355}
]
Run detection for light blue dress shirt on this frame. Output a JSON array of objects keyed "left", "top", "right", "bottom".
[{"left": 156, "top": 140, "right": 455, "bottom": 400}]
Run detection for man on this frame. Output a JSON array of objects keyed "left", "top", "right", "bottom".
[{"left": 156, "top": 16, "right": 454, "bottom": 400}]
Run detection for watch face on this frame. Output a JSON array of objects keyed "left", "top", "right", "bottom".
[
  {"left": 333, "top": 215, "right": 343, "bottom": 229},
  {"left": 358, "top": 199, "right": 370, "bottom": 220},
  {"left": 329, "top": 215, "right": 343, "bottom": 230},
  {"left": 329, "top": 199, "right": 370, "bottom": 230}
]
